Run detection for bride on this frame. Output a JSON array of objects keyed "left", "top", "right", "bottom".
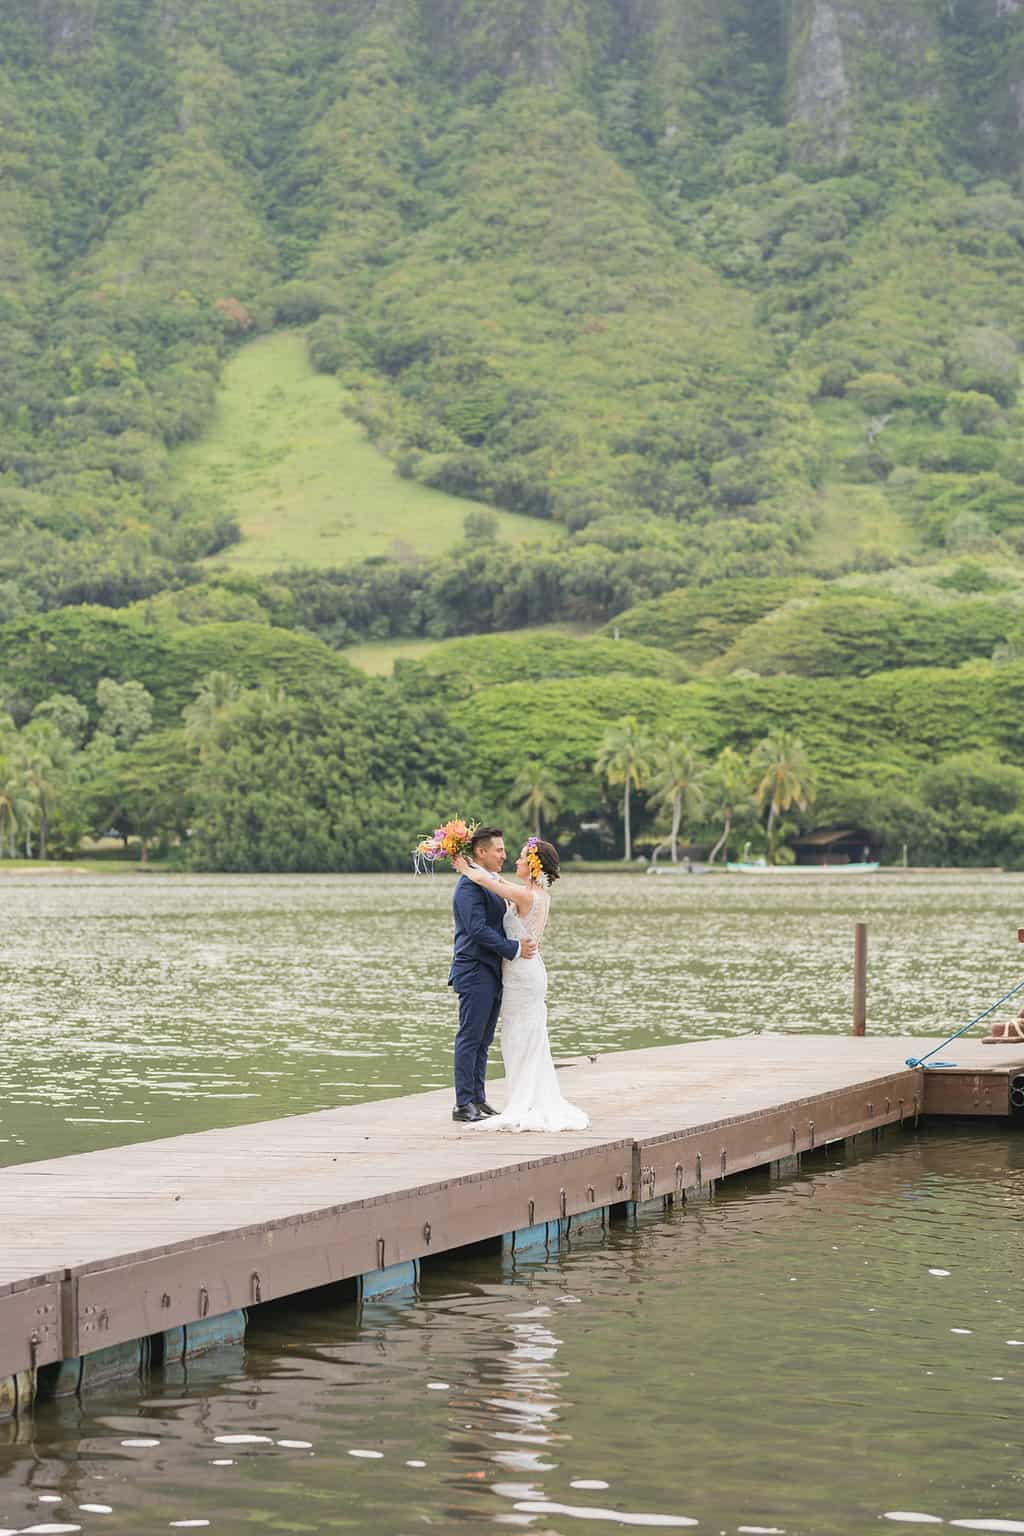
[{"left": 452, "top": 838, "right": 589, "bottom": 1133}]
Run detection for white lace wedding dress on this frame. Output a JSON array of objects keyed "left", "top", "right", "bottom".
[{"left": 477, "top": 889, "right": 590, "bottom": 1133}]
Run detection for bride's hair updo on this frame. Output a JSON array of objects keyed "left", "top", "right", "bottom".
[{"left": 527, "top": 838, "right": 560, "bottom": 885}]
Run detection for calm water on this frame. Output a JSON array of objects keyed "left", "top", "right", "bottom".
[
  {"left": 2, "top": 873, "right": 1024, "bottom": 1536},
  {"left": 1, "top": 871, "right": 1023, "bottom": 1165}
]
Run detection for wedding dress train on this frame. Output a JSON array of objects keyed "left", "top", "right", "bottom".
[{"left": 476, "top": 889, "right": 589, "bottom": 1133}]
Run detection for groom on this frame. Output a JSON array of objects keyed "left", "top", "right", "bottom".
[{"left": 449, "top": 825, "right": 537, "bottom": 1123}]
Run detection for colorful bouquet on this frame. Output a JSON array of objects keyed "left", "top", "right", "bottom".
[{"left": 413, "top": 816, "right": 480, "bottom": 873}]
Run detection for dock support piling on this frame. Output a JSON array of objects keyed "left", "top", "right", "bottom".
[
  {"left": 853, "top": 922, "right": 867, "bottom": 1035},
  {"left": 0, "top": 1372, "right": 33, "bottom": 1422},
  {"left": 357, "top": 1261, "right": 418, "bottom": 1303},
  {"left": 617, "top": 1194, "right": 674, "bottom": 1226},
  {"left": 38, "top": 1356, "right": 82, "bottom": 1399},
  {"left": 160, "top": 1310, "right": 247, "bottom": 1364},
  {"left": 502, "top": 1222, "right": 549, "bottom": 1257},
  {"left": 568, "top": 1206, "right": 607, "bottom": 1235},
  {"left": 79, "top": 1337, "right": 148, "bottom": 1391},
  {"left": 502, "top": 1208, "right": 608, "bottom": 1262}
]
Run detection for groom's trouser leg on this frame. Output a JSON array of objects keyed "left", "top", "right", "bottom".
[
  {"left": 474, "top": 988, "right": 502, "bottom": 1105},
  {"left": 454, "top": 980, "right": 497, "bottom": 1105}
]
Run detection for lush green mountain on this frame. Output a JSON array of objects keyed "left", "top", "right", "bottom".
[
  {"left": 5, "top": 1, "right": 1024, "bottom": 869},
  {"left": 3, "top": 0, "right": 1024, "bottom": 624}
]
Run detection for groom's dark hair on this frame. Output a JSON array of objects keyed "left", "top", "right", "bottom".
[{"left": 470, "top": 825, "right": 503, "bottom": 852}]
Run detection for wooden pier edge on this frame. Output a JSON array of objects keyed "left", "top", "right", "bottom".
[{"left": 2, "top": 1036, "right": 1022, "bottom": 1415}]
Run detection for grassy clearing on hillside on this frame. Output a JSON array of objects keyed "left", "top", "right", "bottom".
[
  {"left": 807, "top": 481, "right": 916, "bottom": 568},
  {"left": 173, "top": 332, "right": 556, "bottom": 570},
  {"left": 834, "top": 557, "right": 1024, "bottom": 596},
  {"left": 342, "top": 623, "right": 596, "bottom": 676}
]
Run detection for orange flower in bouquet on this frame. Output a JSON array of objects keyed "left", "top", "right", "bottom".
[{"left": 413, "top": 816, "right": 480, "bottom": 872}]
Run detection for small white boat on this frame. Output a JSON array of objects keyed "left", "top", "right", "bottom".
[{"left": 726, "top": 860, "right": 880, "bottom": 874}]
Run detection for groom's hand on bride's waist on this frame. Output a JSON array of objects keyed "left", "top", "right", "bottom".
[{"left": 518, "top": 938, "right": 539, "bottom": 959}]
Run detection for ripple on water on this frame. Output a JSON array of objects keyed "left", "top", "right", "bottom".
[
  {"left": 950, "top": 1523, "right": 1024, "bottom": 1533},
  {"left": 514, "top": 1504, "right": 698, "bottom": 1527},
  {"left": 20, "top": 1526, "right": 84, "bottom": 1534}
]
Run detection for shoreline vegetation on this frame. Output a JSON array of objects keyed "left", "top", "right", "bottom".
[
  {"left": 0, "top": 858, "right": 1009, "bottom": 877},
  {"left": 6, "top": 614, "right": 1024, "bottom": 872}
]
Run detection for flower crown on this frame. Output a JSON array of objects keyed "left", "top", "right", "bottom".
[{"left": 525, "top": 837, "right": 547, "bottom": 887}]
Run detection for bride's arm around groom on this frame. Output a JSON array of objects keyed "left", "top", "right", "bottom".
[{"left": 452, "top": 855, "right": 536, "bottom": 917}]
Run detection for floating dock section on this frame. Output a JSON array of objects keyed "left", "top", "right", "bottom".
[{"left": 2, "top": 1036, "right": 1022, "bottom": 1414}]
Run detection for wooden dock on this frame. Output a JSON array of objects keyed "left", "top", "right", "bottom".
[{"left": 2, "top": 1035, "right": 1023, "bottom": 1411}]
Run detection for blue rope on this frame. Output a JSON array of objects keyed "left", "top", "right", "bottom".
[{"left": 905, "top": 976, "right": 1024, "bottom": 1068}]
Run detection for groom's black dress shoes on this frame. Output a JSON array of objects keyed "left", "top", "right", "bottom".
[
  {"left": 476, "top": 1102, "right": 499, "bottom": 1116},
  {"left": 452, "top": 1103, "right": 484, "bottom": 1122}
]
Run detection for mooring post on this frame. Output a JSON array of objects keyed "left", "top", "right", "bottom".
[{"left": 853, "top": 921, "right": 867, "bottom": 1035}]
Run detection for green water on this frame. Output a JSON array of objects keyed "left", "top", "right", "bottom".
[
  {"left": 1, "top": 871, "right": 1022, "bottom": 1165},
  {"left": 1, "top": 873, "right": 1023, "bottom": 1535}
]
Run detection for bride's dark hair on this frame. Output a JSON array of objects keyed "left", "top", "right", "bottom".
[{"left": 533, "top": 839, "right": 560, "bottom": 884}]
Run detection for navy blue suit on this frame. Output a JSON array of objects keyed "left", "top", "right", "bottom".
[{"left": 449, "top": 875, "right": 519, "bottom": 1107}]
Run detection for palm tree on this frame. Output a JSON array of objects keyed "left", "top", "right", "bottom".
[
  {"left": 647, "top": 738, "right": 706, "bottom": 863},
  {"left": 0, "top": 756, "right": 29, "bottom": 859},
  {"left": 512, "top": 760, "right": 562, "bottom": 836},
  {"left": 18, "top": 730, "right": 64, "bottom": 861},
  {"left": 751, "top": 731, "right": 816, "bottom": 860},
  {"left": 596, "top": 716, "right": 653, "bottom": 862},
  {"left": 705, "top": 746, "right": 749, "bottom": 865},
  {"left": 183, "top": 671, "right": 240, "bottom": 754},
  {"left": 12, "top": 720, "right": 75, "bottom": 861}
]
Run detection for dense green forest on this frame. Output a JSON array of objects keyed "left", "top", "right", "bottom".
[{"left": 3, "top": 0, "right": 1024, "bottom": 868}]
